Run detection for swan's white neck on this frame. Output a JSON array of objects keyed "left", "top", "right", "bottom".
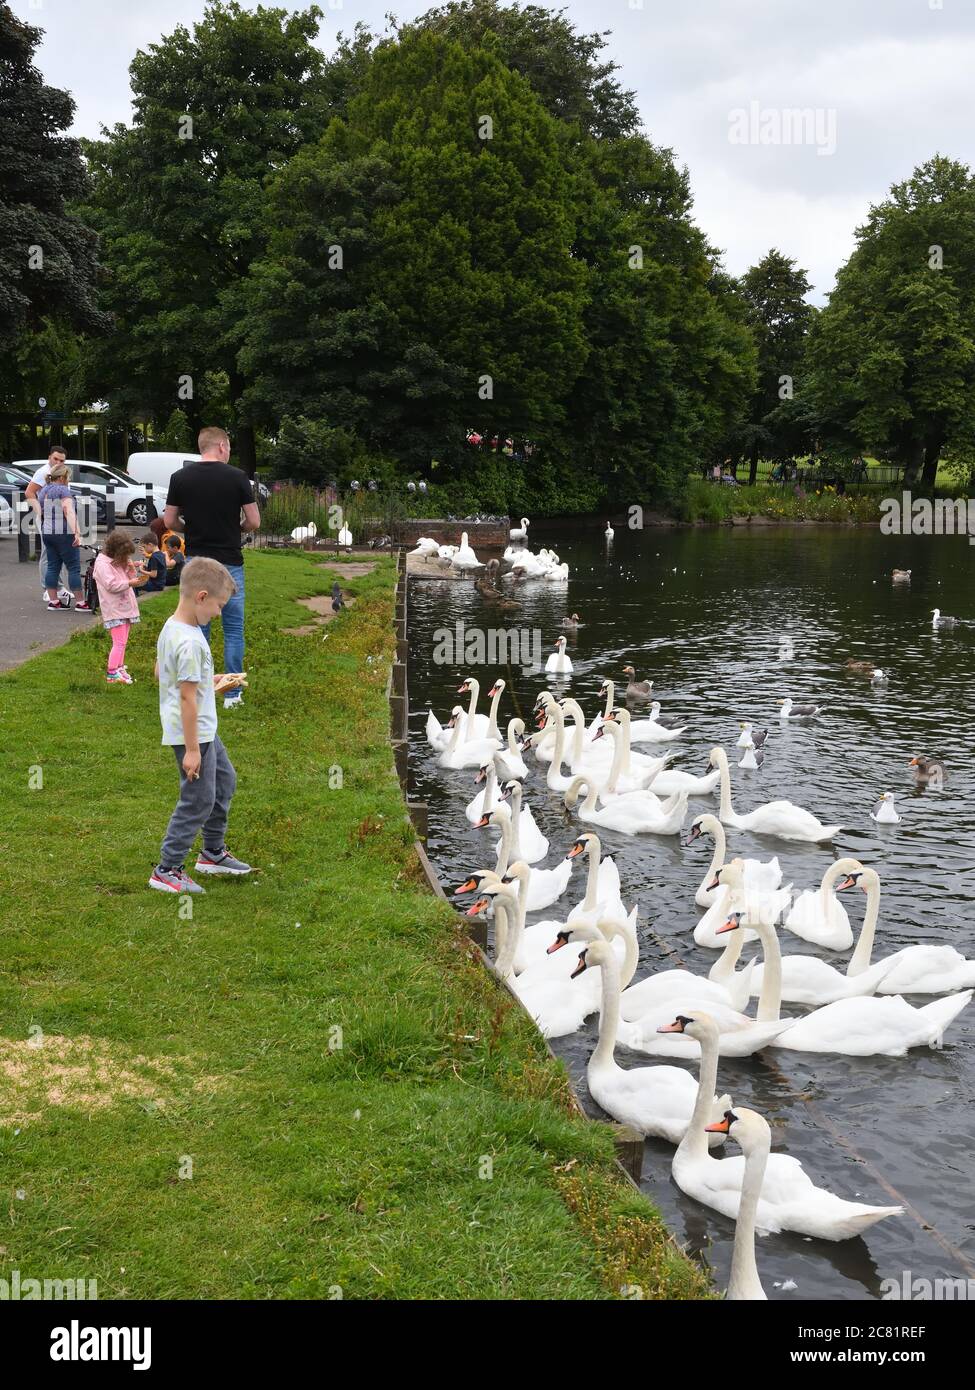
[
  {"left": 819, "top": 860, "right": 845, "bottom": 924},
  {"left": 592, "top": 949, "right": 622, "bottom": 1070},
  {"left": 679, "top": 1022, "right": 722, "bottom": 1162},
  {"left": 708, "top": 921, "right": 745, "bottom": 984},
  {"left": 750, "top": 915, "right": 784, "bottom": 1022},
  {"left": 847, "top": 871, "right": 881, "bottom": 977},
  {"left": 714, "top": 748, "right": 736, "bottom": 821},
  {"left": 480, "top": 765, "right": 497, "bottom": 818},
  {"left": 697, "top": 821, "right": 726, "bottom": 900},
  {"left": 446, "top": 713, "right": 465, "bottom": 755},
  {"left": 546, "top": 708, "right": 567, "bottom": 788},
  {"left": 728, "top": 1135, "right": 768, "bottom": 1301},
  {"left": 494, "top": 811, "right": 512, "bottom": 875},
  {"left": 486, "top": 684, "right": 502, "bottom": 739},
  {"left": 465, "top": 680, "right": 480, "bottom": 726},
  {"left": 581, "top": 836, "right": 602, "bottom": 911},
  {"left": 506, "top": 789, "right": 524, "bottom": 861},
  {"left": 506, "top": 719, "right": 521, "bottom": 756},
  {"left": 562, "top": 699, "right": 586, "bottom": 764},
  {"left": 601, "top": 682, "right": 614, "bottom": 720}
]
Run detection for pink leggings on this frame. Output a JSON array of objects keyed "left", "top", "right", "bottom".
[{"left": 108, "top": 623, "right": 131, "bottom": 673}]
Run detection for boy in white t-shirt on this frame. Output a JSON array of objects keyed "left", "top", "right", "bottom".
[{"left": 150, "top": 556, "right": 252, "bottom": 894}]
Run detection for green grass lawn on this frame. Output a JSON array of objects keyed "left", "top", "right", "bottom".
[{"left": 0, "top": 549, "right": 709, "bottom": 1300}]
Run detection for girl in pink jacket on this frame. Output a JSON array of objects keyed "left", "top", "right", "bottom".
[{"left": 92, "top": 531, "right": 148, "bottom": 684}]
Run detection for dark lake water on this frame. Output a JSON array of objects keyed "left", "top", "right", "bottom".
[{"left": 406, "top": 521, "right": 974, "bottom": 1301}]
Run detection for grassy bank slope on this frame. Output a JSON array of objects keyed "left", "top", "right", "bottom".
[{"left": 0, "top": 550, "right": 708, "bottom": 1300}]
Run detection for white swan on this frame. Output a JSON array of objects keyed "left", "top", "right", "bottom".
[
  {"left": 545, "top": 636, "right": 573, "bottom": 675},
  {"left": 493, "top": 719, "right": 529, "bottom": 780},
  {"left": 572, "top": 939, "right": 731, "bottom": 1146},
  {"left": 544, "top": 561, "right": 569, "bottom": 582},
  {"left": 409, "top": 536, "right": 439, "bottom": 557},
  {"left": 719, "top": 900, "right": 974, "bottom": 1056},
  {"left": 564, "top": 833, "right": 629, "bottom": 928},
  {"left": 782, "top": 858, "right": 857, "bottom": 950},
  {"left": 483, "top": 881, "right": 636, "bottom": 1038},
  {"left": 456, "top": 677, "right": 504, "bottom": 741},
  {"left": 690, "top": 834, "right": 789, "bottom": 948},
  {"left": 604, "top": 521, "right": 614, "bottom": 541},
  {"left": 484, "top": 822, "right": 571, "bottom": 909},
  {"left": 466, "top": 760, "right": 506, "bottom": 825},
  {"left": 565, "top": 775, "right": 687, "bottom": 836},
  {"left": 589, "top": 717, "right": 673, "bottom": 798},
  {"left": 871, "top": 792, "right": 900, "bottom": 824},
  {"left": 668, "top": 1016, "right": 903, "bottom": 1240},
  {"left": 437, "top": 707, "right": 502, "bottom": 770},
  {"left": 451, "top": 531, "right": 482, "bottom": 570},
  {"left": 839, "top": 866, "right": 975, "bottom": 995},
  {"left": 707, "top": 1108, "right": 769, "bottom": 1300},
  {"left": 290, "top": 521, "right": 318, "bottom": 542},
  {"left": 709, "top": 746, "right": 841, "bottom": 842},
  {"left": 494, "top": 780, "right": 548, "bottom": 864},
  {"left": 509, "top": 517, "right": 530, "bottom": 540},
  {"left": 425, "top": 706, "right": 453, "bottom": 752},
  {"left": 687, "top": 814, "right": 782, "bottom": 907},
  {"left": 337, "top": 522, "right": 352, "bottom": 548}
]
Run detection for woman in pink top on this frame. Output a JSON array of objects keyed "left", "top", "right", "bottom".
[{"left": 92, "top": 530, "right": 149, "bottom": 684}]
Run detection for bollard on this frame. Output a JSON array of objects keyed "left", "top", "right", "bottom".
[
  {"left": 610, "top": 1124, "right": 644, "bottom": 1184},
  {"left": 106, "top": 484, "right": 116, "bottom": 532},
  {"left": 17, "top": 498, "right": 30, "bottom": 561}
]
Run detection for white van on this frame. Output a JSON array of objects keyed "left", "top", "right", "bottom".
[{"left": 125, "top": 452, "right": 203, "bottom": 491}]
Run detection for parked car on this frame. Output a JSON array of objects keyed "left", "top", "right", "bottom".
[
  {"left": 62, "top": 462, "right": 168, "bottom": 526},
  {"left": 126, "top": 451, "right": 269, "bottom": 503}
]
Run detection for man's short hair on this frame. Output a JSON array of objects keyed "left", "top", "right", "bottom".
[
  {"left": 180, "top": 556, "right": 237, "bottom": 599},
  {"left": 48, "top": 445, "right": 66, "bottom": 459},
  {"left": 198, "top": 426, "right": 230, "bottom": 454}
]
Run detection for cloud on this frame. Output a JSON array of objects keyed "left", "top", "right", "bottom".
[{"left": 16, "top": 0, "right": 975, "bottom": 300}]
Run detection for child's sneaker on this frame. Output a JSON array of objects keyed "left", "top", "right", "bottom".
[
  {"left": 75, "top": 601, "right": 93, "bottom": 612},
  {"left": 47, "top": 599, "right": 70, "bottom": 611},
  {"left": 195, "top": 848, "right": 252, "bottom": 876},
  {"left": 106, "top": 670, "right": 124, "bottom": 683},
  {"left": 149, "top": 866, "right": 206, "bottom": 894},
  {"left": 223, "top": 691, "right": 243, "bottom": 710},
  {"left": 119, "top": 666, "right": 135, "bottom": 682}
]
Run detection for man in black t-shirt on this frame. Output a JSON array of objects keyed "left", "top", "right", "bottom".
[{"left": 162, "top": 427, "right": 260, "bottom": 707}]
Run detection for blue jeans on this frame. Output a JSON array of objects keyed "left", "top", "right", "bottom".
[
  {"left": 201, "top": 562, "right": 245, "bottom": 673},
  {"left": 42, "top": 532, "right": 81, "bottom": 591}
]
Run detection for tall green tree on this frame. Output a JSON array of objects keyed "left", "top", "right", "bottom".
[
  {"left": 78, "top": 1, "right": 331, "bottom": 472},
  {"left": 0, "top": 3, "right": 106, "bottom": 401},
  {"left": 806, "top": 156, "right": 975, "bottom": 485},
  {"left": 735, "top": 250, "right": 814, "bottom": 482},
  {"left": 242, "top": 29, "right": 590, "bottom": 475}
]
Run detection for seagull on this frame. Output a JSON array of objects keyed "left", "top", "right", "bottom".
[
  {"left": 738, "top": 745, "right": 765, "bottom": 770},
  {"left": 736, "top": 721, "right": 768, "bottom": 749},
  {"left": 932, "top": 608, "right": 958, "bottom": 629},
  {"left": 871, "top": 792, "right": 900, "bottom": 824},
  {"left": 779, "top": 697, "right": 825, "bottom": 719}
]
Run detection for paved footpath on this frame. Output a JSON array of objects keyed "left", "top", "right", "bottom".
[{"left": 0, "top": 531, "right": 156, "bottom": 674}]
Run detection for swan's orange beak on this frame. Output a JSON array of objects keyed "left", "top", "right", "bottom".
[
  {"left": 457, "top": 681, "right": 471, "bottom": 692},
  {"left": 466, "top": 897, "right": 489, "bottom": 916},
  {"left": 687, "top": 823, "right": 703, "bottom": 844},
  {"left": 474, "top": 814, "right": 490, "bottom": 829},
  {"left": 453, "top": 877, "right": 479, "bottom": 895},
  {"left": 488, "top": 684, "right": 500, "bottom": 696},
  {"left": 593, "top": 726, "right": 605, "bottom": 740},
  {"left": 474, "top": 765, "right": 488, "bottom": 784},
  {"left": 705, "top": 1113, "right": 733, "bottom": 1134},
  {"left": 706, "top": 873, "right": 721, "bottom": 891},
  {"left": 546, "top": 932, "right": 569, "bottom": 955},
  {"left": 565, "top": 841, "right": 586, "bottom": 859},
  {"left": 716, "top": 914, "right": 741, "bottom": 935},
  {"left": 657, "top": 1018, "right": 686, "bottom": 1034},
  {"left": 570, "top": 950, "right": 589, "bottom": 980}
]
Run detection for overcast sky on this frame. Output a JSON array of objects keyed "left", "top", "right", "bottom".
[{"left": 14, "top": 0, "right": 975, "bottom": 301}]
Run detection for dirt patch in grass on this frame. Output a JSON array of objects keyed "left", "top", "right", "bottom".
[
  {"left": 282, "top": 593, "right": 358, "bottom": 636},
  {"left": 0, "top": 1034, "right": 222, "bottom": 1126},
  {"left": 315, "top": 562, "right": 378, "bottom": 578}
]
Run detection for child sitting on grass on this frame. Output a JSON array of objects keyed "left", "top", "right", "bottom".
[
  {"left": 92, "top": 530, "right": 149, "bottom": 684},
  {"left": 150, "top": 556, "right": 252, "bottom": 894},
  {"left": 138, "top": 533, "right": 169, "bottom": 593},
  {"left": 164, "top": 534, "right": 186, "bottom": 587}
]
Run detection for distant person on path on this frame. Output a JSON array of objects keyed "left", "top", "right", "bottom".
[
  {"left": 162, "top": 426, "right": 260, "bottom": 710},
  {"left": 92, "top": 530, "right": 148, "bottom": 683},
  {"left": 37, "top": 462, "right": 91, "bottom": 611},
  {"left": 26, "top": 444, "right": 72, "bottom": 600},
  {"left": 150, "top": 556, "right": 252, "bottom": 895}
]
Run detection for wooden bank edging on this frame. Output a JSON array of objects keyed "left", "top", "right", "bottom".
[{"left": 387, "top": 547, "right": 645, "bottom": 1191}]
